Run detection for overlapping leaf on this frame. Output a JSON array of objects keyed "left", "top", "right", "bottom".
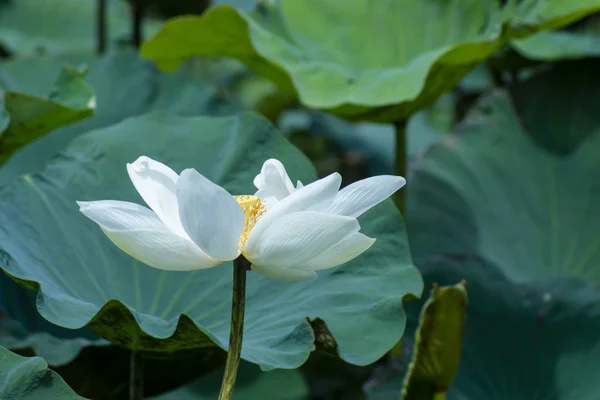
[
  {"left": 0, "top": 112, "right": 422, "bottom": 370},
  {"left": 0, "top": 64, "right": 95, "bottom": 166},
  {"left": 0, "top": 50, "right": 238, "bottom": 185},
  {"left": 0, "top": 344, "right": 84, "bottom": 399}
]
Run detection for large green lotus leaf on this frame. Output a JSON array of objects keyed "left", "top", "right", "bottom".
[
  {"left": 0, "top": 344, "right": 85, "bottom": 399},
  {"left": 0, "top": 112, "right": 422, "bottom": 369},
  {"left": 407, "top": 80, "right": 600, "bottom": 283},
  {"left": 366, "top": 257, "right": 600, "bottom": 400},
  {"left": 401, "top": 282, "right": 466, "bottom": 400},
  {"left": 0, "top": 51, "right": 239, "bottom": 376},
  {"left": 141, "top": 0, "right": 505, "bottom": 123},
  {"left": 0, "top": 50, "right": 239, "bottom": 185},
  {"left": 151, "top": 360, "right": 308, "bottom": 399},
  {"left": 0, "top": 0, "right": 161, "bottom": 55},
  {"left": 141, "top": 0, "right": 600, "bottom": 122},
  {"left": 0, "top": 64, "right": 95, "bottom": 166}
]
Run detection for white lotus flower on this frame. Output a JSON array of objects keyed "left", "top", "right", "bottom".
[{"left": 77, "top": 156, "right": 405, "bottom": 281}]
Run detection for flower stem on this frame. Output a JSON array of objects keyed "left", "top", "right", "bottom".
[
  {"left": 394, "top": 119, "right": 408, "bottom": 214},
  {"left": 218, "top": 257, "right": 248, "bottom": 400},
  {"left": 129, "top": 350, "right": 144, "bottom": 400}
]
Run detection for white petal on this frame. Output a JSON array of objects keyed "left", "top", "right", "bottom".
[
  {"left": 244, "top": 210, "right": 359, "bottom": 271},
  {"left": 303, "top": 232, "right": 375, "bottom": 270},
  {"left": 77, "top": 200, "right": 219, "bottom": 271},
  {"left": 251, "top": 172, "right": 342, "bottom": 240},
  {"left": 250, "top": 264, "right": 317, "bottom": 281},
  {"left": 177, "top": 169, "right": 244, "bottom": 261},
  {"left": 328, "top": 175, "right": 406, "bottom": 218},
  {"left": 253, "top": 159, "right": 295, "bottom": 192},
  {"left": 253, "top": 159, "right": 297, "bottom": 204},
  {"left": 127, "top": 156, "right": 187, "bottom": 237}
]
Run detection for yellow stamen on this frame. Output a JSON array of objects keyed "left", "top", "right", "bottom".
[{"left": 234, "top": 195, "right": 266, "bottom": 249}]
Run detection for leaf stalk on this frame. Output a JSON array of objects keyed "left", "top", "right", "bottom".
[
  {"left": 394, "top": 119, "right": 408, "bottom": 214},
  {"left": 96, "top": 0, "right": 107, "bottom": 54},
  {"left": 132, "top": 0, "right": 144, "bottom": 47},
  {"left": 129, "top": 350, "right": 144, "bottom": 400}
]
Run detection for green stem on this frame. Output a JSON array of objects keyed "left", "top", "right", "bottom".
[
  {"left": 129, "top": 351, "right": 144, "bottom": 400},
  {"left": 394, "top": 119, "right": 407, "bottom": 214},
  {"left": 96, "top": 0, "right": 106, "bottom": 54},
  {"left": 131, "top": 1, "right": 144, "bottom": 48},
  {"left": 218, "top": 257, "right": 248, "bottom": 400}
]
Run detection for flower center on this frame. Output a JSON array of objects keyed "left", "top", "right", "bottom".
[{"left": 234, "top": 195, "right": 266, "bottom": 249}]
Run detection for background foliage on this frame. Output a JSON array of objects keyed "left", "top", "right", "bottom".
[{"left": 1, "top": 0, "right": 599, "bottom": 399}]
